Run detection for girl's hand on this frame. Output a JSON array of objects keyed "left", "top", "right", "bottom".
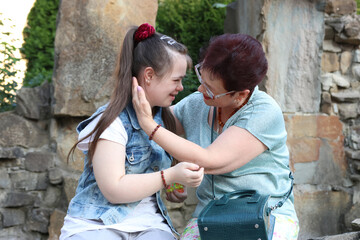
[
  {"left": 166, "top": 162, "right": 204, "bottom": 188},
  {"left": 132, "top": 77, "right": 154, "bottom": 132},
  {"left": 166, "top": 186, "right": 188, "bottom": 203}
]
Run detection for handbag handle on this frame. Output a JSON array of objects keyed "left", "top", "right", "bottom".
[{"left": 215, "top": 190, "right": 259, "bottom": 206}]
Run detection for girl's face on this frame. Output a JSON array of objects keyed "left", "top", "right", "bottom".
[{"left": 145, "top": 53, "right": 187, "bottom": 107}]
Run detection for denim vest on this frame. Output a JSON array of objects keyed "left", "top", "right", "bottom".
[{"left": 67, "top": 103, "right": 176, "bottom": 232}]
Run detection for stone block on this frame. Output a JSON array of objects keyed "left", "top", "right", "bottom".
[
  {"left": 294, "top": 185, "right": 352, "bottom": 240},
  {"left": 322, "top": 92, "right": 332, "bottom": 104},
  {"left": 322, "top": 52, "right": 340, "bottom": 73},
  {"left": 260, "top": 0, "right": 323, "bottom": 113},
  {"left": 316, "top": 115, "right": 343, "bottom": 140},
  {"left": 64, "top": 177, "right": 79, "bottom": 203},
  {"left": 0, "top": 226, "right": 40, "bottom": 240},
  {"left": 15, "top": 82, "right": 52, "bottom": 120},
  {"left": 0, "top": 112, "right": 48, "bottom": 148},
  {"left": 321, "top": 73, "right": 334, "bottom": 91},
  {"left": 335, "top": 32, "right": 360, "bottom": 45},
  {"left": 49, "top": 168, "right": 63, "bottom": 185},
  {"left": 43, "top": 186, "right": 62, "bottom": 207},
  {"left": 288, "top": 138, "right": 321, "bottom": 164},
  {"left": 340, "top": 51, "right": 352, "bottom": 74},
  {"left": 325, "top": 0, "right": 356, "bottom": 15},
  {"left": 325, "top": 17, "right": 345, "bottom": 33},
  {"left": 25, "top": 152, "right": 54, "bottom": 172},
  {"left": 284, "top": 115, "right": 317, "bottom": 138},
  {"left": 352, "top": 219, "right": 360, "bottom": 231},
  {"left": 309, "top": 231, "right": 360, "bottom": 240},
  {"left": 0, "top": 208, "right": 25, "bottom": 227},
  {"left": 27, "top": 208, "right": 51, "bottom": 233},
  {"left": 53, "top": 0, "right": 158, "bottom": 117},
  {"left": 0, "top": 168, "right": 11, "bottom": 189},
  {"left": 323, "top": 40, "right": 341, "bottom": 52},
  {"left": 324, "top": 25, "right": 335, "bottom": 40},
  {"left": 338, "top": 103, "right": 359, "bottom": 119},
  {"left": 354, "top": 50, "right": 360, "bottom": 63},
  {"left": 0, "top": 147, "right": 24, "bottom": 159},
  {"left": 345, "top": 203, "right": 360, "bottom": 230},
  {"left": 285, "top": 114, "right": 346, "bottom": 184},
  {"left": 331, "top": 74, "right": 350, "bottom": 88},
  {"left": 2, "top": 191, "right": 35, "bottom": 207},
  {"left": 9, "top": 171, "right": 48, "bottom": 191},
  {"left": 346, "top": 148, "right": 360, "bottom": 160},
  {"left": 51, "top": 118, "right": 84, "bottom": 172},
  {"left": 331, "top": 90, "right": 360, "bottom": 103},
  {"left": 48, "top": 209, "right": 66, "bottom": 240},
  {"left": 345, "top": 19, "right": 360, "bottom": 38}
]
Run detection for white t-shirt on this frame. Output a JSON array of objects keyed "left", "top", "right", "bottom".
[{"left": 60, "top": 114, "right": 172, "bottom": 239}]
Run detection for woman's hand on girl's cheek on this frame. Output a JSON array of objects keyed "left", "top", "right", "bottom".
[{"left": 132, "top": 77, "right": 153, "bottom": 129}]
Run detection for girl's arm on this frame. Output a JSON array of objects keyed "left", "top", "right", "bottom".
[
  {"left": 132, "top": 78, "right": 267, "bottom": 174},
  {"left": 92, "top": 139, "right": 204, "bottom": 204}
]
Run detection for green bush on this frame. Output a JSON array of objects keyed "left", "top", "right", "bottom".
[
  {"left": 156, "top": 0, "right": 232, "bottom": 102},
  {"left": 20, "top": 0, "right": 59, "bottom": 87},
  {"left": 0, "top": 14, "right": 20, "bottom": 112}
]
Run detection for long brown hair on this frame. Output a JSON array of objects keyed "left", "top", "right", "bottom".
[{"left": 67, "top": 25, "right": 192, "bottom": 165}]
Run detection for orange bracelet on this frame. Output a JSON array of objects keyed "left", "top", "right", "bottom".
[{"left": 149, "top": 124, "right": 161, "bottom": 140}]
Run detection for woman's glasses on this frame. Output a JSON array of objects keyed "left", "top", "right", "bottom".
[{"left": 195, "top": 63, "right": 235, "bottom": 99}]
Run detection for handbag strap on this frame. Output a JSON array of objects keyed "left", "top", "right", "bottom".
[{"left": 209, "top": 106, "right": 294, "bottom": 213}]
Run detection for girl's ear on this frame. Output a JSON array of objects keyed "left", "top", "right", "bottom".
[{"left": 143, "top": 67, "right": 155, "bottom": 85}]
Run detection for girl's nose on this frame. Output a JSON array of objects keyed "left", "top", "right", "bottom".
[{"left": 176, "top": 82, "right": 184, "bottom": 92}]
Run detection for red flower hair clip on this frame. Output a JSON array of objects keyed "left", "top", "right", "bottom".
[{"left": 134, "top": 23, "right": 155, "bottom": 43}]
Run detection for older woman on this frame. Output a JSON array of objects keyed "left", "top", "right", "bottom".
[{"left": 132, "top": 33, "right": 299, "bottom": 240}]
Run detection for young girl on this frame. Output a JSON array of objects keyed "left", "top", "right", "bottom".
[{"left": 60, "top": 23, "right": 204, "bottom": 240}]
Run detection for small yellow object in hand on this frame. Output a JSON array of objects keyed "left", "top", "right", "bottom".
[{"left": 166, "top": 183, "right": 184, "bottom": 193}]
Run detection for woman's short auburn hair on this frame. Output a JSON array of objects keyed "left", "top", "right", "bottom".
[{"left": 201, "top": 33, "right": 268, "bottom": 92}]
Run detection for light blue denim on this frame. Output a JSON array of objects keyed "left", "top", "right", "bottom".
[
  {"left": 174, "top": 87, "right": 298, "bottom": 221},
  {"left": 66, "top": 103, "right": 176, "bottom": 233}
]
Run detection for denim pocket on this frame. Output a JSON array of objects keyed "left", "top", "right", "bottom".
[{"left": 126, "top": 146, "right": 151, "bottom": 165}]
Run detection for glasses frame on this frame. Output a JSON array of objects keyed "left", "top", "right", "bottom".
[{"left": 194, "top": 63, "right": 235, "bottom": 99}]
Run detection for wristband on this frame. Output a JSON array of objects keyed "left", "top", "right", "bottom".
[
  {"left": 149, "top": 124, "right": 161, "bottom": 140},
  {"left": 160, "top": 170, "right": 167, "bottom": 189}
]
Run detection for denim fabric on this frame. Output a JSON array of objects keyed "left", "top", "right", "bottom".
[{"left": 67, "top": 103, "right": 175, "bottom": 232}]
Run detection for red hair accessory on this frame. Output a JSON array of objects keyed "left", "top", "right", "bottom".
[{"left": 134, "top": 23, "right": 155, "bottom": 43}]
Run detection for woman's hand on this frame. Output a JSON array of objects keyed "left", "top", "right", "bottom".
[
  {"left": 165, "top": 162, "right": 204, "bottom": 188},
  {"left": 166, "top": 186, "right": 188, "bottom": 203},
  {"left": 132, "top": 77, "right": 155, "bottom": 133}
]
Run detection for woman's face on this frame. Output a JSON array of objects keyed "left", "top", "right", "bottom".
[
  {"left": 197, "top": 69, "right": 234, "bottom": 107},
  {"left": 145, "top": 53, "right": 187, "bottom": 107}
]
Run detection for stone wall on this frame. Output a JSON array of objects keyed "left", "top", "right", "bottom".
[
  {"left": 0, "top": 0, "right": 359, "bottom": 239},
  {"left": 223, "top": 0, "right": 360, "bottom": 239}
]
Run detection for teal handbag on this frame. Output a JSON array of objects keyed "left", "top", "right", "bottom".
[
  {"left": 198, "top": 189, "right": 276, "bottom": 240},
  {"left": 197, "top": 107, "right": 293, "bottom": 240}
]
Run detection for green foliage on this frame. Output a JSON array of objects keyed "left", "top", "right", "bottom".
[
  {"left": 0, "top": 15, "right": 20, "bottom": 112},
  {"left": 357, "top": 0, "right": 360, "bottom": 14},
  {"left": 156, "top": 0, "right": 233, "bottom": 102},
  {"left": 20, "top": 0, "right": 59, "bottom": 87}
]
